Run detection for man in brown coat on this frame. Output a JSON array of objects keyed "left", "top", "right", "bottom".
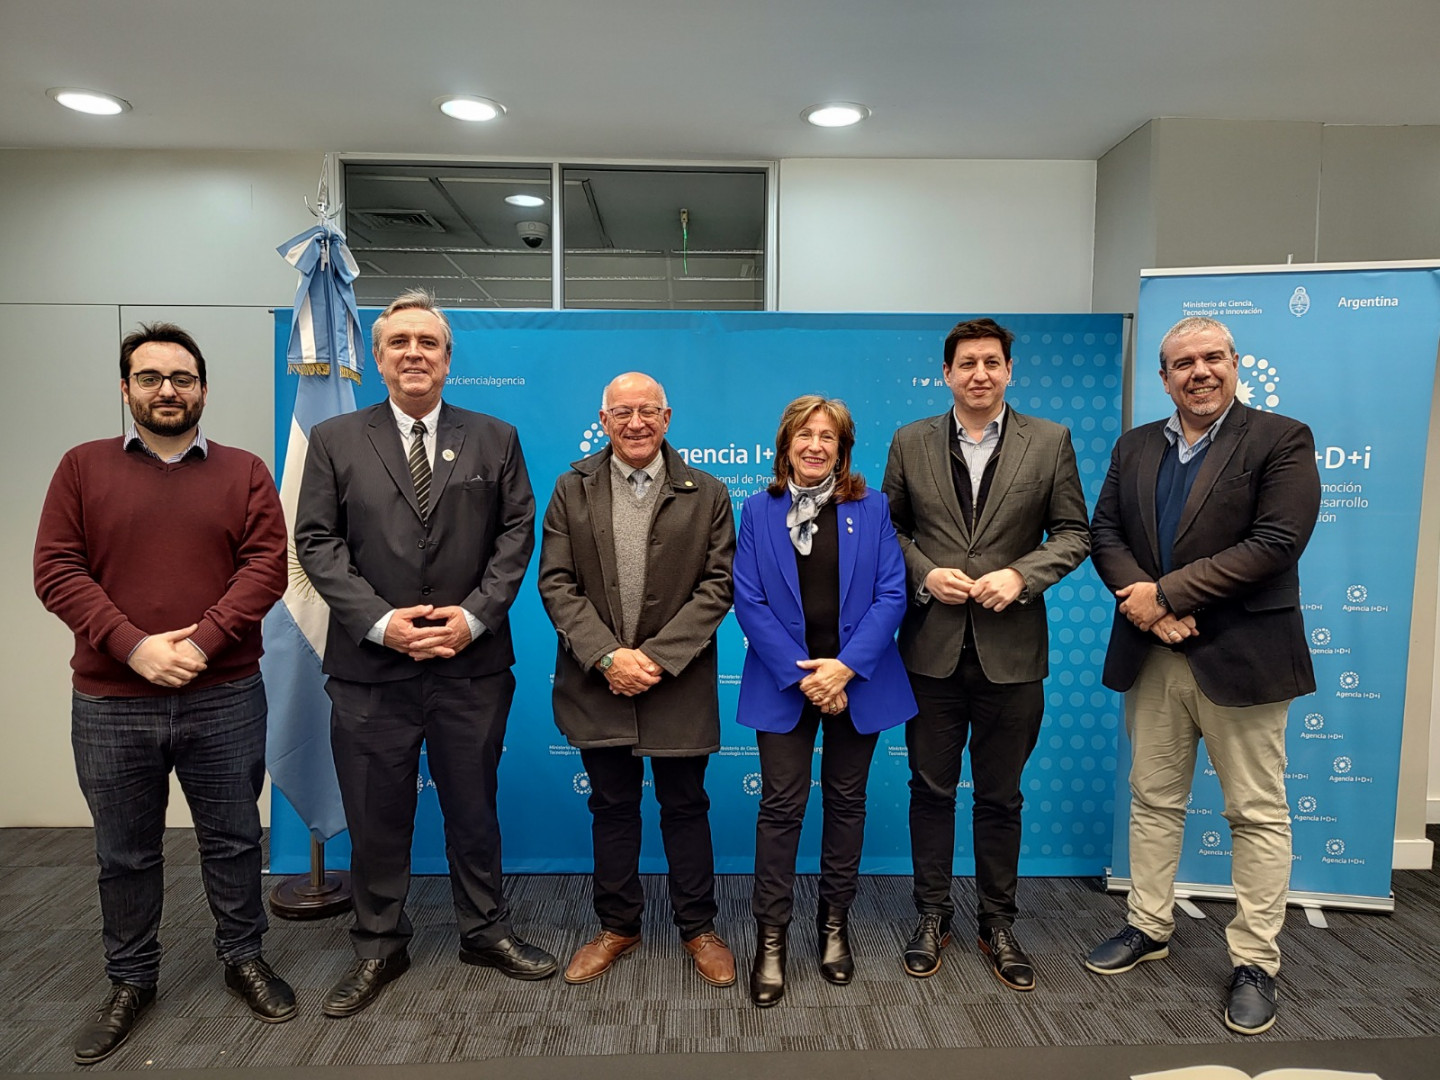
[{"left": 538, "top": 372, "right": 736, "bottom": 987}]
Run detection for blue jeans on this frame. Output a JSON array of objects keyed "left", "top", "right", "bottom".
[{"left": 71, "top": 672, "right": 269, "bottom": 986}]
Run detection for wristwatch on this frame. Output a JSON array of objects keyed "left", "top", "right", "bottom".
[
  {"left": 1154, "top": 583, "right": 1169, "bottom": 611},
  {"left": 598, "top": 653, "right": 615, "bottom": 670}
]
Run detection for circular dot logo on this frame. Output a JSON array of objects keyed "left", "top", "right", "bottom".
[
  {"left": 1346, "top": 584, "right": 1368, "bottom": 603},
  {"left": 1237, "top": 354, "right": 1281, "bottom": 411},
  {"left": 1297, "top": 796, "right": 1318, "bottom": 814},
  {"left": 1333, "top": 756, "right": 1353, "bottom": 775},
  {"left": 742, "top": 772, "right": 763, "bottom": 796},
  {"left": 1310, "top": 628, "right": 1331, "bottom": 646},
  {"left": 1202, "top": 830, "right": 1221, "bottom": 848},
  {"left": 1326, "top": 838, "right": 1346, "bottom": 856},
  {"left": 578, "top": 422, "right": 609, "bottom": 454},
  {"left": 573, "top": 772, "right": 592, "bottom": 795},
  {"left": 1338, "top": 671, "right": 1360, "bottom": 690},
  {"left": 1304, "top": 712, "right": 1324, "bottom": 731}
]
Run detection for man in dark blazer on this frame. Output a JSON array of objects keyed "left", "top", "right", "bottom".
[
  {"left": 883, "top": 317, "right": 1090, "bottom": 992},
  {"left": 296, "top": 289, "right": 557, "bottom": 1018},
  {"left": 538, "top": 372, "right": 737, "bottom": 988},
  {"left": 1084, "top": 316, "right": 1320, "bottom": 1038}
]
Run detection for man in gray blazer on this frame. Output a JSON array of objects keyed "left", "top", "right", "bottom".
[
  {"left": 538, "top": 372, "right": 737, "bottom": 988},
  {"left": 296, "top": 289, "right": 557, "bottom": 1018},
  {"left": 1083, "top": 316, "right": 1320, "bottom": 1037},
  {"left": 883, "top": 317, "right": 1089, "bottom": 992}
]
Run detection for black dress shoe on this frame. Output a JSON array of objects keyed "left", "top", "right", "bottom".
[
  {"left": 459, "top": 935, "right": 558, "bottom": 980},
  {"left": 1225, "top": 965, "right": 1278, "bottom": 1035},
  {"left": 749, "top": 922, "right": 787, "bottom": 1008},
  {"left": 978, "top": 926, "right": 1035, "bottom": 992},
  {"left": 902, "top": 912, "right": 951, "bottom": 978},
  {"left": 224, "top": 956, "right": 298, "bottom": 1023},
  {"left": 73, "top": 981, "right": 156, "bottom": 1065},
  {"left": 322, "top": 952, "right": 410, "bottom": 1018},
  {"left": 816, "top": 900, "right": 854, "bottom": 985}
]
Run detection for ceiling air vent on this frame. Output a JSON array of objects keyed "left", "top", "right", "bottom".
[{"left": 351, "top": 208, "right": 447, "bottom": 232}]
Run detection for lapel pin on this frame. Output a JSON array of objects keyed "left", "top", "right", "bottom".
[
  {"left": 442, "top": 449, "right": 456, "bottom": 462},
  {"left": 684, "top": 480, "right": 694, "bottom": 487}
]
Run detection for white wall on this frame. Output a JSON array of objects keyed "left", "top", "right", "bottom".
[{"left": 777, "top": 158, "right": 1096, "bottom": 313}]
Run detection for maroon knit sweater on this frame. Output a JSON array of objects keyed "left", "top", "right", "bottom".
[{"left": 34, "top": 438, "right": 287, "bottom": 697}]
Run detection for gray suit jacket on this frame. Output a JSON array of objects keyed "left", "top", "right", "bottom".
[
  {"left": 537, "top": 442, "right": 734, "bottom": 755},
  {"left": 295, "top": 400, "right": 535, "bottom": 683},
  {"left": 1091, "top": 404, "right": 1320, "bottom": 707},
  {"left": 882, "top": 406, "right": 1090, "bottom": 683}
]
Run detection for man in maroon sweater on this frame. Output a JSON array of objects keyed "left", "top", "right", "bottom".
[{"left": 34, "top": 323, "right": 297, "bottom": 1065}]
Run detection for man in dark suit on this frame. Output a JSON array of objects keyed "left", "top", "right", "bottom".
[
  {"left": 1084, "top": 316, "right": 1320, "bottom": 1037},
  {"left": 296, "top": 289, "right": 556, "bottom": 1018},
  {"left": 538, "top": 372, "right": 737, "bottom": 988},
  {"left": 883, "top": 317, "right": 1090, "bottom": 992}
]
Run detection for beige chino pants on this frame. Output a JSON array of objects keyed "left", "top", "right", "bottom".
[{"left": 1124, "top": 646, "right": 1291, "bottom": 974}]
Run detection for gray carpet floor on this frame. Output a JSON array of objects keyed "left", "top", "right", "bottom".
[{"left": 3, "top": 826, "right": 1440, "bottom": 1077}]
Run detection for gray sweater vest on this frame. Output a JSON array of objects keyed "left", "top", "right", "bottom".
[{"left": 610, "top": 459, "right": 664, "bottom": 645}]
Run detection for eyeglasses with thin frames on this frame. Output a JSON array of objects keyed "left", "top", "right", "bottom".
[
  {"left": 605, "top": 405, "right": 665, "bottom": 423},
  {"left": 129, "top": 370, "right": 201, "bottom": 392}
]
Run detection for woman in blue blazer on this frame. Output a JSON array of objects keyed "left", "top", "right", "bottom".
[{"left": 733, "top": 395, "right": 917, "bottom": 1007}]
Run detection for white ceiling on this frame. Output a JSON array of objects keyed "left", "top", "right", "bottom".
[{"left": 4, "top": 0, "right": 1440, "bottom": 161}]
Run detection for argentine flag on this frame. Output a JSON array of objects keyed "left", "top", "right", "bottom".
[{"left": 261, "top": 223, "right": 361, "bottom": 842}]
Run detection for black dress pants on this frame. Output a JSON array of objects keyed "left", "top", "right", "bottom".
[
  {"left": 328, "top": 668, "right": 514, "bottom": 958},
  {"left": 906, "top": 643, "right": 1044, "bottom": 929},
  {"left": 751, "top": 704, "right": 880, "bottom": 926},
  {"left": 579, "top": 746, "right": 718, "bottom": 940}
]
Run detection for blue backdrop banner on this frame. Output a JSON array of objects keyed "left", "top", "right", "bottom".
[
  {"left": 1114, "top": 264, "right": 1440, "bottom": 906},
  {"left": 271, "top": 310, "right": 1125, "bottom": 876}
]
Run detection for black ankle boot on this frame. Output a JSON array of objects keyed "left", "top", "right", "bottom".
[
  {"left": 816, "top": 900, "right": 854, "bottom": 985},
  {"left": 749, "top": 923, "right": 787, "bottom": 1007}
]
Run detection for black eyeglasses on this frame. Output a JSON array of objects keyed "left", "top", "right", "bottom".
[{"left": 129, "top": 370, "right": 200, "bottom": 392}]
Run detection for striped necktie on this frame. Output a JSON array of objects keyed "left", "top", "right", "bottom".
[
  {"left": 408, "top": 420, "right": 432, "bottom": 519},
  {"left": 629, "top": 468, "right": 651, "bottom": 500}
]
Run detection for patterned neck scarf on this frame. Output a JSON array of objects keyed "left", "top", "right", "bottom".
[{"left": 786, "top": 473, "right": 837, "bottom": 555}]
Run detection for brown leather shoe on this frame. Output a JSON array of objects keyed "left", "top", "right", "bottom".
[
  {"left": 683, "top": 930, "right": 737, "bottom": 987},
  {"left": 564, "top": 930, "right": 641, "bottom": 984}
]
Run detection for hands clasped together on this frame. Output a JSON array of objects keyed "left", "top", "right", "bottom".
[
  {"left": 923, "top": 566, "right": 1025, "bottom": 611},
  {"left": 127, "top": 624, "right": 207, "bottom": 688},
  {"left": 795, "top": 657, "right": 854, "bottom": 716},
  {"left": 383, "top": 604, "right": 474, "bottom": 660},
  {"left": 1115, "top": 581, "right": 1199, "bottom": 645}
]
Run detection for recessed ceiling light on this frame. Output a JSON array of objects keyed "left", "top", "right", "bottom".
[
  {"left": 505, "top": 194, "right": 546, "bottom": 208},
  {"left": 437, "top": 96, "right": 506, "bottom": 122},
  {"left": 801, "top": 102, "right": 870, "bottom": 128},
  {"left": 47, "top": 87, "right": 130, "bottom": 116}
]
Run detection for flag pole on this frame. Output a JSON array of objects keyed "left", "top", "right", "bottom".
[{"left": 269, "top": 837, "right": 351, "bottom": 919}]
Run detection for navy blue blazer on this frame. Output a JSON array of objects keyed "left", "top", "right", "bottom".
[{"left": 733, "top": 487, "right": 917, "bottom": 735}]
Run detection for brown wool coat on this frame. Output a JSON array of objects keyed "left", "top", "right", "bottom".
[{"left": 538, "top": 442, "right": 735, "bottom": 755}]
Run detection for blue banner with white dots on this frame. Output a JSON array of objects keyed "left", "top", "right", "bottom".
[
  {"left": 1118, "top": 266, "right": 1440, "bottom": 904},
  {"left": 270, "top": 310, "right": 1126, "bottom": 875}
]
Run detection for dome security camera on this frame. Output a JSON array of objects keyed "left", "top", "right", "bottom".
[{"left": 517, "top": 220, "right": 550, "bottom": 248}]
